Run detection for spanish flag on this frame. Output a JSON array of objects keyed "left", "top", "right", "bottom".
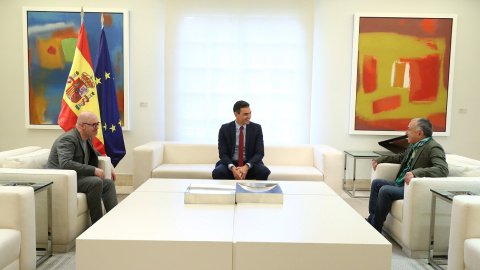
[{"left": 58, "top": 23, "right": 105, "bottom": 155}]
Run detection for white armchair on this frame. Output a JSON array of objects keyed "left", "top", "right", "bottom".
[
  {"left": 448, "top": 195, "right": 480, "bottom": 270},
  {"left": 0, "top": 147, "right": 112, "bottom": 252},
  {"left": 371, "top": 154, "right": 480, "bottom": 258},
  {"left": 0, "top": 186, "right": 36, "bottom": 270}
]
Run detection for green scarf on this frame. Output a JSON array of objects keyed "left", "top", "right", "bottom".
[{"left": 395, "top": 136, "right": 432, "bottom": 187}]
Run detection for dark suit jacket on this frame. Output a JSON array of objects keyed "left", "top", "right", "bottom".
[
  {"left": 216, "top": 121, "right": 265, "bottom": 167},
  {"left": 47, "top": 128, "right": 100, "bottom": 177},
  {"left": 376, "top": 138, "right": 449, "bottom": 179}
]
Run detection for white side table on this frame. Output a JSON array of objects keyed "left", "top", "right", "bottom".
[
  {"left": 0, "top": 181, "right": 53, "bottom": 265},
  {"left": 429, "top": 189, "right": 480, "bottom": 270},
  {"left": 343, "top": 151, "right": 379, "bottom": 198}
]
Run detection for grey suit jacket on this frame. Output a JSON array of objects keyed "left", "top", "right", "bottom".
[{"left": 47, "top": 128, "right": 100, "bottom": 178}]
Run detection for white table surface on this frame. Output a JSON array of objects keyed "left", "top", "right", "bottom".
[
  {"left": 77, "top": 192, "right": 235, "bottom": 270},
  {"left": 136, "top": 178, "right": 338, "bottom": 196},
  {"left": 77, "top": 179, "right": 391, "bottom": 270},
  {"left": 233, "top": 195, "right": 391, "bottom": 270}
]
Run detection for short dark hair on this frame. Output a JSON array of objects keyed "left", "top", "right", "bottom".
[
  {"left": 233, "top": 100, "right": 249, "bottom": 114},
  {"left": 414, "top": 118, "right": 433, "bottom": 137}
]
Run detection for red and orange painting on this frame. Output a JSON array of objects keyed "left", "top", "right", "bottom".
[{"left": 350, "top": 14, "right": 456, "bottom": 135}]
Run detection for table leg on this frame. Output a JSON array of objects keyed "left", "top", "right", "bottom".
[
  {"left": 36, "top": 185, "right": 52, "bottom": 265},
  {"left": 428, "top": 193, "right": 449, "bottom": 270}
]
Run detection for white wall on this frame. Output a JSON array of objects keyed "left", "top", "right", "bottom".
[
  {"left": 0, "top": 0, "right": 165, "bottom": 174},
  {"left": 1, "top": 0, "right": 479, "bottom": 176},
  {"left": 311, "top": 0, "right": 480, "bottom": 160}
]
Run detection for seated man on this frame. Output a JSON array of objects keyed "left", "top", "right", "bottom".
[
  {"left": 212, "top": 100, "right": 270, "bottom": 180},
  {"left": 47, "top": 111, "right": 118, "bottom": 224},
  {"left": 366, "top": 118, "right": 448, "bottom": 232}
]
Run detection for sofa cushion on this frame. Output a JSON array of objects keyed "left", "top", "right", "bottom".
[
  {"left": 2, "top": 149, "right": 50, "bottom": 169},
  {"left": 77, "top": 193, "right": 89, "bottom": 216},
  {"left": 447, "top": 159, "right": 480, "bottom": 177},
  {"left": 268, "top": 166, "right": 323, "bottom": 181},
  {"left": 0, "top": 146, "right": 41, "bottom": 167},
  {"left": 163, "top": 144, "right": 218, "bottom": 164},
  {"left": 464, "top": 238, "right": 480, "bottom": 270},
  {"left": 264, "top": 146, "right": 314, "bottom": 166},
  {"left": 152, "top": 164, "right": 214, "bottom": 179},
  {"left": 447, "top": 154, "right": 480, "bottom": 177},
  {"left": 0, "top": 229, "right": 21, "bottom": 269},
  {"left": 151, "top": 164, "right": 323, "bottom": 181},
  {"left": 389, "top": 199, "right": 404, "bottom": 222}
]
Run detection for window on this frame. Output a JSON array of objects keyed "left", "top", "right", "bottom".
[{"left": 165, "top": 0, "right": 314, "bottom": 144}]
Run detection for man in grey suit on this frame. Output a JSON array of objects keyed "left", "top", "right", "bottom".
[{"left": 47, "top": 111, "right": 118, "bottom": 224}]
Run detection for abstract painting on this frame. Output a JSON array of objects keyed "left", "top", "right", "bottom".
[
  {"left": 23, "top": 8, "right": 129, "bottom": 129},
  {"left": 349, "top": 14, "right": 457, "bottom": 135}
]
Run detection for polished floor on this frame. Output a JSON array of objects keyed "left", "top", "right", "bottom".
[{"left": 36, "top": 190, "right": 443, "bottom": 270}]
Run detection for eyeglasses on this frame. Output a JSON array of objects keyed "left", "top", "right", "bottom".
[{"left": 83, "top": 122, "right": 100, "bottom": 128}]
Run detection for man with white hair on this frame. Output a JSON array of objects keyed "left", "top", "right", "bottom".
[
  {"left": 47, "top": 111, "right": 118, "bottom": 224},
  {"left": 366, "top": 118, "right": 448, "bottom": 233}
]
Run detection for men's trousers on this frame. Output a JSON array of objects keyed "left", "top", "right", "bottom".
[
  {"left": 367, "top": 178, "right": 404, "bottom": 232},
  {"left": 77, "top": 176, "right": 118, "bottom": 224},
  {"left": 212, "top": 162, "right": 270, "bottom": 180}
]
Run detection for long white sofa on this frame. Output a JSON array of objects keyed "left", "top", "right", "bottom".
[
  {"left": 0, "top": 186, "right": 36, "bottom": 270},
  {"left": 0, "top": 146, "right": 111, "bottom": 252},
  {"left": 133, "top": 141, "right": 343, "bottom": 195},
  {"left": 448, "top": 195, "right": 480, "bottom": 270},
  {"left": 372, "top": 154, "right": 480, "bottom": 258}
]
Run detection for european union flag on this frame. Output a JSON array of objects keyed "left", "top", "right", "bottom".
[{"left": 93, "top": 28, "right": 126, "bottom": 167}]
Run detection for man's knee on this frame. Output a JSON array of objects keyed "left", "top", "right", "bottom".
[
  {"left": 256, "top": 165, "right": 270, "bottom": 180},
  {"left": 380, "top": 186, "right": 404, "bottom": 201},
  {"left": 79, "top": 176, "right": 103, "bottom": 190},
  {"left": 92, "top": 177, "right": 104, "bottom": 189},
  {"left": 103, "top": 179, "right": 115, "bottom": 188},
  {"left": 378, "top": 185, "right": 397, "bottom": 198},
  {"left": 371, "top": 178, "right": 384, "bottom": 189},
  {"left": 212, "top": 166, "right": 227, "bottom": 179}
]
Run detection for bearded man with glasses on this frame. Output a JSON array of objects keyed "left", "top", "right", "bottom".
[{"left": 47, "top": 111, "right": 118, "bottom": 224}]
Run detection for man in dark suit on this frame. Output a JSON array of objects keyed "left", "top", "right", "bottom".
[
  {"left": 366, "top": 118, "right": 448, "bottom": 232},
  {"left": 212, "top": 100, "right": 270, "bottom": 180},
  {"left": 47, "top": 111, "right": 118, "bottom": 224}
]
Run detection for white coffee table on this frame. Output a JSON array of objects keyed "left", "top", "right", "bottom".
[
  {"left": 135, "top": 178, "right": 338, "bottom": 196},
  {"left": 77, "top": 178, "right": 391, "bottom": 270},
  {"left": 77, "top": 191, "right": 234, "bottom": 270},
  {"left": 234, "top": 195, "right": 390, "bottom": 270}
]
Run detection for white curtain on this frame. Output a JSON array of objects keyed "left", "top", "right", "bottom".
[{"left": 165, "top": 0, "right": 314, "bottom": 144}]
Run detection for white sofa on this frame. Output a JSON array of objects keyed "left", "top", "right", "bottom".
[
  {"left": 448, "top": 195, "right": 480, "bottom": 270},
  {"left": 0, "top": 146, "right": 111, "bottom": 252},
  {"left": 0, "top": 186, "right": 36, "bottom": 270},
  {"left": 372, "top": 154, "right": 480, "bottom": 258},
  {"left": 133, "top": 141, "right": 343, "bottom": 195}
]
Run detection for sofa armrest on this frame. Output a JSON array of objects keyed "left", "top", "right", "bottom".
[
  {"left": 402, "top": 177, "right": 480, "bottom": 256},
  {"left": 0, "top": 168, "right": 78, "bottom": 249},
  {"left": 313, "top": 145, "right": 343, "bottom": 195},
  {"left": 372, "top": 163, "right": 401, "bottom": 181},
  {"left": 98, "top": 156, "right": 112, "bottom": 180},
  {"left": 133, "top": 141, "right": 165, "bottom": 190},
  {"left": 448, "top": 195, "right": 480, "bottom": 270},
  {"left": 0, "top": 186, "right": 36, "bottom": 270}
]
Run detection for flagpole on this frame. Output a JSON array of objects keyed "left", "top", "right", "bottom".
[
  {"left": 81, "top": 6, "right": 84, "bottom": 24},
  {"left": 101, "top": 13, "right": 104, "bottom": 29}
]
